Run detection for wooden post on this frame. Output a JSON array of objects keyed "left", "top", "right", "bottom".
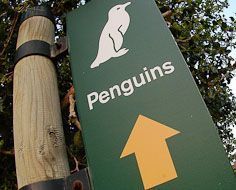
[{"left": 13, "top": 6, "right": 70, "bottom": 189}]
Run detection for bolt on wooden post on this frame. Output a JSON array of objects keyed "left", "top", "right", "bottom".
[{"left": 13, "top": 6, "right": 70, "bottom": 189}]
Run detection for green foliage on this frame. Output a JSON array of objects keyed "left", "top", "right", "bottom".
[
  {"left": 73, "top": 131, "right": 84, "bottom": 149},
  {"left": 0, "top": 140, "right": 4, "bottom": 149},
  {"left": 0, "top": 0, "right": 235, "bottom": 189},
  {"left": 156, "top": 0, "right": 236, "bottom": 154},
  {"left": 0, "top": 97, "right": 3, "bottom": 113}
]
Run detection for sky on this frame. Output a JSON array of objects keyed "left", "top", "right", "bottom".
[{"left": 224, "top": 0, "right": 236, "bottom": 137}]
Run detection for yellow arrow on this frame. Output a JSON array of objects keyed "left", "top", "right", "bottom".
[{"left": 120, "top": 115, "right": 180, "bottom": 190}]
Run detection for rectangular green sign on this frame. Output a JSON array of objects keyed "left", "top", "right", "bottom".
[{"left": 67, "top": 0, "right": 236, "bottom": 189}]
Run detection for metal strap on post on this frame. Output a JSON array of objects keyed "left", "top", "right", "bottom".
[
  {"left": 19, "top": 168, "right": 91, "bottom": 190},
  {"left": 15, "top": 6, "right": 68, "bottom": 65},
  {"left": 14, "top": 40, "right": 51, "bottom": 64},
  {"left": 20, "top": 6, "right": 55, "bottom": 26}
]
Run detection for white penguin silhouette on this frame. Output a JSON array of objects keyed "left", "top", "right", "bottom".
[{"left": 90, "top": 2, "right": 131, "bottom": 69}]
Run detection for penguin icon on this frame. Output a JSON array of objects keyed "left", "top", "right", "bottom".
[{"left": 90, "top": 2, "right": 131, "bottom": 69}]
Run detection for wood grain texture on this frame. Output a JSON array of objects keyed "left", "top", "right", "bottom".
[
  {"left": 16, "top": 16, "right": 54, "bottom": 48},
  {"left": 13, "top": 15, "right": 70, "bottom": 189}
]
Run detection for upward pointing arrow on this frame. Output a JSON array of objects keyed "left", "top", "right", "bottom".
[{"left": 120, "top": 115, "right": 180, "bottom": 190}]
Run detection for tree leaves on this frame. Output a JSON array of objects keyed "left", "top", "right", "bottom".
[
  {"left": 157, "top": 0, "right": 236, "bottom": 159},
  {"left": 0, "top": 97, "right": 3, "bottom": 113}
]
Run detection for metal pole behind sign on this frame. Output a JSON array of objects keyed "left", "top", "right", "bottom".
[{"left": 13, "top": 6, "right": 70, "bottom": 189}]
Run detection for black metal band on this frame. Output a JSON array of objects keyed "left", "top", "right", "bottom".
[
  {"left": 20, "top": 6, "right": 55, "bottom": 25},
  {"left": 19, "top": 168, "right": 91, "bottom": 190},
  {"left": 20, "top": 178, "right": 65, "bottom": 190},
  {"left": 14, "top": 40, "right": 51, "bottom": 64}
]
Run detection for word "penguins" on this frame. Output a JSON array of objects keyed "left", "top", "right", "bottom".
[{"left": 87, "top": 61, "right": 175, "bottom": 110}]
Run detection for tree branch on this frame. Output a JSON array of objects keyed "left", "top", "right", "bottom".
[
  {"left": 0, "top": 12, "right": 7, "bottom": 18},
  {"left": 162, "top": 10, "right": 172, "bottom": 18},
  {"left": 61, "top": 85, "right": 74, "bottom": 110},
  {"left": 0, "top": 12, "right": 19, "bottom": 58},
  {"left": 0, "top": 4, "right": 28, "bottom": 58},
  {"left": 0, "top": 71, "right": 14, "bottom": 84},
  {"left": 61, "top": 85, "right": 81, "bottom": 131},
  {"left": 176, "top": 37, "right": 192, "bottom": 43},
  {"left": 69, "top": 93, "right": 81, "bottom": 131},
  {"left": 70, "top": 156, "right": 80, "bottom": 173},
  {"left": 0, "top": 149, "right": 14, "bottom": 156},
  {"left": 66, "top": 146, "right": 86, "bottom": 173}
]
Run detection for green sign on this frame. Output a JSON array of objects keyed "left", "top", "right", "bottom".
[{"left": 67, "top": 0, "right": 236, "bottom": 189}]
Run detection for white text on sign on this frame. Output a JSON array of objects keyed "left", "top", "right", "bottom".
[{"left": 87, "top": 61, "right": 175, "bottom": 110}]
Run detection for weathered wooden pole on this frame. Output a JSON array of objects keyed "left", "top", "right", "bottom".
[{"left": 13, "top": 6, "right": 70, "bottom": 189}]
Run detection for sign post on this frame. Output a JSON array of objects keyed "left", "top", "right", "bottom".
[
  {"left": 67, "top": 0, "right": 236, "bottom": 189},
  {"left": 13, "top": 6, "right": 70, "bottom": 189}
]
